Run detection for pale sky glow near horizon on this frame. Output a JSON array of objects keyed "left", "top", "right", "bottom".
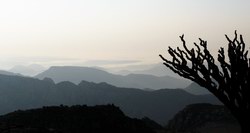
[{"left": 0, "top": 0, "right": 249, "bottom": 70}]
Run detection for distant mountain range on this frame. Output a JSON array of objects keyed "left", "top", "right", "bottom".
[
  {"left": 114, "top": 63, "right": 180, "bottom": 78},
  {"left": 0, "top": 74, "right": 220, "bottom": 125},
  {"left": 9, "top": 64, "right": 46, "bottom": 76},
  {"left": 184, "top": 82, "right": 211, "bottom": 95},
  {"left": 0, "top": 70, "right": 22, "bottom": 76},
  {"left": 35, "top": 66, "right": 191, "bottom": 89}
]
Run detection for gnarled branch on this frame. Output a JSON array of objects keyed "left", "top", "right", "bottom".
[{"left": 160, "top": 32, "right": 250, "bottom": 131}]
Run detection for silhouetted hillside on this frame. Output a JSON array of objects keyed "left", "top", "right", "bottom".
[
  {"left": 166, "top": 103, "right": 240, "bottom": 133},
  {"left": 0, "top": 105, "right": 155, "bottom": 133},
  {"left": 35, "top": 66, "right": 190, "bottom": 89},
  {"left": 0, "top": 74, "right": 220, "bottom": 125}
]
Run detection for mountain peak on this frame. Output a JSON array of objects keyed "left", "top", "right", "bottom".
[{"left": 9, "top": 64, "right": 46, "bottom": 76}]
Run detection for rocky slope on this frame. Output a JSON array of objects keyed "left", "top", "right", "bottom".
[{"left": 166, "top": 103, "right": 240, "bottom": 133}]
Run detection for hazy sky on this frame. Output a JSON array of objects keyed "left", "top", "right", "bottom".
[{"left": 0, "top": 0, "right": 249, "bottom": 69}]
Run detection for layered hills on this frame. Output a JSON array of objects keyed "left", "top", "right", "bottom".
[
  {"left": 0, "top": 74, "right": 219, "bottom": 125},
  {"left": 35, "top": 66, "right": 190, "bottom": 89}
]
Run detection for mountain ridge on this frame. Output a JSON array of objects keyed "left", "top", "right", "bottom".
[
  {"left": 35, "top": 66, "right": 190, "bottom": 89},
  {"left": 9, "top": 64, "right": 46, "bottom": 76},
  {"left": 0, "top": 74, "right": 220, "bottom": 125}
]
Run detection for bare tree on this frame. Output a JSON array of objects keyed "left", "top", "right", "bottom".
[{"left": 159, "top": 31, "right": 249, "bottom": 133}]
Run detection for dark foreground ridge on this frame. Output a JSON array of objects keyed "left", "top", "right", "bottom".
[
  {"left": 0, "top": 105, "right": 156, "bottom": 133},
  {"left": 166, "top": 103, "right": 240, "bottom": 133}
]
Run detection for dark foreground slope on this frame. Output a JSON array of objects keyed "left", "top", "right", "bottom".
[
  {"left": 166, "top": 103, "right": 240, "bottom": 133},
  {"left": 0, "top": 105, "right": 155, "bottom": 133},
  {"left": 0, "top": 74, "right": 220, "bottom": 125}
]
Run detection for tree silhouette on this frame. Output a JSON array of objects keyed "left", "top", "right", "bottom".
[{"left": 159, "top": 31, "right": 249, "bottom": 133}]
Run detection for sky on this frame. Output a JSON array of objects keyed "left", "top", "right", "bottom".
[{"left": 0, "top": 0, "right": 249, "bottom": 69}]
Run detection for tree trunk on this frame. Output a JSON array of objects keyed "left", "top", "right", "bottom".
[
  {"left": 240, "top": 122, "right": 250, "bottom": 133},
  {"left": 238, "top": 114, "right": 250, "bottom": 133}
]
